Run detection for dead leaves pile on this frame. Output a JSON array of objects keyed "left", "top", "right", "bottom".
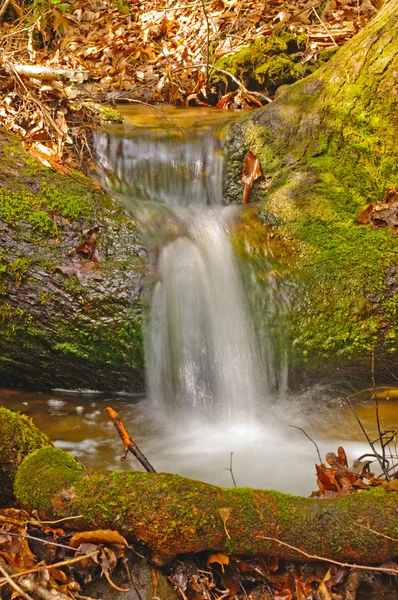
[
  {"left": 0, "top": 510, "right": 130, "bottom": 599},
  {"left": 0, "top": 0, "right": 384, "bottom": 169},
  {"left": 313, "top": 445, "right": 398, "bottom": 498},
  {"left": 169, "top": 549, "right": 396, "bottom": 600}
]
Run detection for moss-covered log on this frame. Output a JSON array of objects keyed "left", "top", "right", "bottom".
[
  {"left": 0, "top": 132, "right": 144, "bottom": 391},
  {"left": 2, "top": 408, "right": 398, "bottom": 566},
  {"left": 227, "top": 0, "right": 398, "bottom": 384}
]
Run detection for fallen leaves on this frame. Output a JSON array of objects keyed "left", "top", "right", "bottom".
[
  {"left": 0, "top": 0, "right": 383, "bottom": 170},
  {"left": 0, "top": 512, "right": 131, "bottom": 598},
  {"left": 313, "top": 445, "right": 398, "bottom": 498}
]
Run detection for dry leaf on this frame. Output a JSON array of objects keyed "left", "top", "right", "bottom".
[
  {"left": 242, "top": 152, "right": 262, "bottom": 204},
  {"left": 219, "top": 507, "right": 232, "bottom": 540},
  {"left": 208, "top": 552, "right": 230, "bottom": 572},
  {"left": 69, "top": 529, "right": 128, "bottom": 547}
]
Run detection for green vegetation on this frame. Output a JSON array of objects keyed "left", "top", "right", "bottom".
[
  {"left": 214, "top": 32, "right": 337, "bottom": 91},
  {"left": 227, "top": 6, "right": 398, "bottom": 374},
  {"left": 0, "top": 132, "right": 145, "bottom": 390}
]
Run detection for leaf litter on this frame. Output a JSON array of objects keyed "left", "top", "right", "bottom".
[{"left": 0, "top": 0, "right": 385, "bottom": 170}]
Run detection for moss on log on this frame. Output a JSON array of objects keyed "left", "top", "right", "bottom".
[
  {"left": 227, "top": 1, "right": 398, "bottom": 383},
  {"left": 2, "top": 407, "right": 398, "bottom": 566}
]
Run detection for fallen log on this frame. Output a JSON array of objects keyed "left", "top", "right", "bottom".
[
  {"left": 1, "top": 408, "right": 398, "bottom": 566},
  {"left": 0, "top": 63, "right": 90, "bottom": 83}
]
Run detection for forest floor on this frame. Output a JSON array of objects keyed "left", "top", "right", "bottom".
[{"left": 0, "top": 0, "right": 384, "bottom": 171}]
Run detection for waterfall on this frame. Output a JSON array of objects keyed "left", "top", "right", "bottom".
[{"left": 94, "top": 125, "right": 282, "bottom": 420}]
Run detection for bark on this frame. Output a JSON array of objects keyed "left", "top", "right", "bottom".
[
  {"left": 1, "top": 407, "right": 398, "bottom": 567},
  {"left": 0, "top": 132, "right": 145, "bottom": 391},
  {"left": 226, "top": 0, "right": 398, "bottom": 384}
]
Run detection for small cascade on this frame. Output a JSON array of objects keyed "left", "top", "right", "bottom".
[
  {"left": 147, "top": 210, "right": 266, "bottom": 418},
  {"left": 94, "top": 124, "right": 284, "bottom": 419}
]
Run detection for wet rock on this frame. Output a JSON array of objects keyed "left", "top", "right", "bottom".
[{"left": 0, "top": 132, "right": 145, "bottom": 392}]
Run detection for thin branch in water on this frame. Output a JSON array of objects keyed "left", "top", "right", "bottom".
[
  {"left": 289, "top": 425, "right": 322, "bottom": 465},
  {"left": 371, "top": 352, "right": 389, "bottom": 473},
  {"left": 257, "top": 536, "right": 398, "bottom": 575},
  {"left": 106, "top": 406, "right": 156, "bottom": 472},
  {"left": 171, "top": 63, "right": 272, "bottom": 103},
  {"left": 345, "top": 397, "right": 390, "bottom": 480},
  {"left": 225, "top": 452, "right": 237, "bottom": 486}
]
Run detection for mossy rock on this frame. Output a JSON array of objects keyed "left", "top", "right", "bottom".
[
  {"left": 0, "top": 132, "right": 145, "bottom": 391},
  {"left": 213, "top": 31, "right": 337, "bottom": 96},
  {"left": 225, "top": 4, "right": 398, "bottom": 383},
  {"left": 0, "top": 407, "right": 51, "bottom": 505}
]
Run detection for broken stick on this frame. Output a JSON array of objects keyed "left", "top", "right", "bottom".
[{"left": 106, "top": 407, "right": 156, "bottom": 473}]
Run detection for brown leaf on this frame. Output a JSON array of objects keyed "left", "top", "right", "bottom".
[
  {"left": 216, "top": 92, "right": 235, "bottom": 109},
  {"left": 74, "top": 226, "right": 100, "bottom": 262},
  {"left": 219, "top": 507, "right": 232, "bottom": 539},
  {"left": 337, "top": 446, "right": 348, "bottom": 467},
  {"left": 69, "top": 529, "right": 128, "bottom": 548},
  {"left": 208, "top": 553, "right": 229, "bottom": 572},
  {"left": 242, "top": 152, "right": 262, "bottom": 204}
]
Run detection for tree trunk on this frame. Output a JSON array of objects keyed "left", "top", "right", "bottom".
[
  {"left": 1, "top": 407, "right": 398, "bottom": 567},
  {"left": 0, "top": 132, "right": 145, "bottom": 391},
  {"left": 227, "top": 0, "right": 398, "bottom": 385}
]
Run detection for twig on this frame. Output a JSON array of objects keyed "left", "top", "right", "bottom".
[
  {"left": 0, "top": 531, "right": 77, "bottom": 551},
  {"left": 1, "top": 550, "right": 100, "bottom": 583},
  {"left": 171, "top": 63, "right": 272, "bottom": 103},
  {"left": 0, "top": 564, "right": 34, "bottom": 600},
  {"left": 0, "top": 0, "right": 10, "bottom": 19},
  {"left": 225, "top": 452, "right": 237, "bottom": 486},
  {"left": 345, "top": 397, "right": 390, "bottom": 480},
  {"left": 199, "top": 0, "right": 210, "bottom": 86},
  {"left": 104, "top": 569, "right": 129, "bottom": 593},
  {"left": 311, "top": 7, "right": 338, "bottom": 46},
  {"left": 35, "top": 515, "right": 84, "bottom": 525},
  {"left": 257, "top": 536, "right": 398, "bottom": 575},
  {"left": 356, "top": 523, "right": 398, "bottom": 542},
  {"left": 11, "top": 574, "right": 71, "bottom": 600},
  {"left": 289, "top": 425, "right": 322, "bottom": 465},
  {"left": 106, "top": 407, "right": 156, "bottom": 473}
]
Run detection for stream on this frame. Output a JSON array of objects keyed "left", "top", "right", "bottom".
[
  {"left": 1, "top": 386, "right": 397, "bottom": 496},
  {"left": 2, "top": 106, "right": 398, "bottom": 498}
]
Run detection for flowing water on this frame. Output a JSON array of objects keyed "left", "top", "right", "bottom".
[
  {"left": 2, "top": 107, "right": 397, "bottom": 498},
  {"left": 94, "top": 108, "right": 273, "bottom": 420}
]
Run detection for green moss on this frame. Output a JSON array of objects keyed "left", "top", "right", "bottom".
[
  {"left": 14, "top": 446, "right": 84, "bottom": 512},
  {"left": 0, "top": 189, "right": 55, "bottom": 235},
  {"left": 0, "top": 407, "right": 52, "bottom": 502},
  {"left": 112, "top": 0, "right": 130, "bottom": 14},
  {"left": 228, "top": 11, "right": 398, "bottom": 373},
  {"left": 214, "top": 31, "right": 313, "bottom": 90},
  {"left": 85, "top": 102, "right": 123, "bottom": 123},
  {"left": 8, "top": 257, "right": 31, "bottom": 288}
]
